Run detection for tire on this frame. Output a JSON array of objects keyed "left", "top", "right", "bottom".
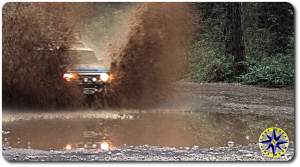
[
  {"left": 97, "top": 90, "right": 106, "bottom": 108},
  {"left": 85, "top": 94, "right": 95, "bottom": 108}
]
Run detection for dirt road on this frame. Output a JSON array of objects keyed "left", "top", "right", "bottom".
[
  {"left": 2, "top": 82, "right": 295, "bottom": 161},
  {"left": 2, "top": 144, "right": 294, "bottom": 161},
  {"left": 166, "top": 82, "right": 294, "bottom": 118}
]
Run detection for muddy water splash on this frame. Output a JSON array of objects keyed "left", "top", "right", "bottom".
[
  {"left": 108, "top": 3, "right": 195, "bottom": 108},
  {"left": 2, "top": 3, "right": 87, "bottom": 109},
  {"left": 3, "top": 3, "right": 196, "bottom": 109}
]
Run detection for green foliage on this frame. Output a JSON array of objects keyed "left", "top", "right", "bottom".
[
  {"left": 185, "top": 2, "right": 295, "bottom": 88},
  {"left": 239, "top": 56, "right": 294, "bottom": 87},
  {"left": 185, "top": 41, "right": 233, "bottom": 82}
]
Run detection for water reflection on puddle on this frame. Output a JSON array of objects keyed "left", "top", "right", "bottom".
[{"left": 2, "top": 111, "right": 294, "bottom": 150}]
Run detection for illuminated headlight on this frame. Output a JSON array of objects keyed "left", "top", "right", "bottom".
[
  {"left": 92, "top": 77, "right": 97, "bottom": 82},
  {"left": 83, "top": 78, "right": 89, "bottom": 82},
  {"left": 63, "top": 73, "right": 72, "bottom": 79},
  {"left": 63, "top": 73, "right": 76, "bottom": 81},
  {"left": 100, "top": 73, "right": 109, "bottom": 82}
]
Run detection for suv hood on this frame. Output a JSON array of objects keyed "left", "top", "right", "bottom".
[{"left": 68, "top": 64, "right": 109, "bottom": 73}]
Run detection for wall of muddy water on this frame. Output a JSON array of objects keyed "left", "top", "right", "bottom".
[
  {"left": 3, "top": 3, "right": 86, "bottom": 109},
  {"left": 2, "top": 3, "right": 195, "bottom": 109},
  {"left": 107, "top": 3, "right": 195, "bottom": 108}
]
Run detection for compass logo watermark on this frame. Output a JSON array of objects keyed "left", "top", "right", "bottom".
[{"left": 258, "top": 127, "right": 289, "bottom": 158}]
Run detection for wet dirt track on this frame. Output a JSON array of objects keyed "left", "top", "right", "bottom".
[{"left": 2, "top": 82, "right": 295, "bottom": 161}]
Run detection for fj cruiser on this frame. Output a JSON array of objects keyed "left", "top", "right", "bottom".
[{"left": 62, "top": 42, "right": 111, "bottom": 105}]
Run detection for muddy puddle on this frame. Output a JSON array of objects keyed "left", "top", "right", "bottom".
[{"left": 2, "top": 110, "right": 294, "bottom": 151}]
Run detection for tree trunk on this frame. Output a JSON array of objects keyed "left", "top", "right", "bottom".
[
  {"left": 225, "top": 2, "right": 247, "bottom": 75},
  {"left": 224, "top": 3, "right": 232, "bottom": 58}
]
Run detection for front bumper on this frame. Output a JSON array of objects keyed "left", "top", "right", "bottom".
[
  {"left": 65, "top": 74, "right": 109, "bottom": 94},
  {"left": 80, "top": 82, "right": 107, "bottom": 94}
]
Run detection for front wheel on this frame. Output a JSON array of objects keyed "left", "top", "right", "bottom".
[
  {"left": 85, "top": 94, "right": 96, "bottom": 108},
  {"left": 85, "top": 92, "right": 107, "bottom": 108},
  {"left": 96, "top": 89, "right": 107, "bottom": 108}
]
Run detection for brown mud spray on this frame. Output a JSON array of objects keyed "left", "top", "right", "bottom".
[{"left": 107, "top": 3, "right": 195, "bottom": 108}]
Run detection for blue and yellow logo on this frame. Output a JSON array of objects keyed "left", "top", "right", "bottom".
[{"left": 258, "top": 127, "right": 289, "bottom": 158}]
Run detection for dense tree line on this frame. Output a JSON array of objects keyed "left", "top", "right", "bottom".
[{"left": 186, "top": 2, "right": 294, "bottom": 87}]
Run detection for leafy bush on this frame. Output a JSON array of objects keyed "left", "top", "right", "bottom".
[
  {"left": 185, "top": 39, "right": 294, "bottom": 88},
  {"left": 239, "top": 56, "right": 294, "bottom": 87},
  {"left": 185, "top": 41, "right": 234, "bottom": 82}
]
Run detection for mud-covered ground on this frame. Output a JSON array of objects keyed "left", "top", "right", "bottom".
[
  {"left": 2, "top": 144, "right": 294, "bottom": 162},
  {"left": 166, "top": 81, "right": 294, "bottom": 118},
  {"left": 2, "top": 82, "right": 295, "bottom": 162}
]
